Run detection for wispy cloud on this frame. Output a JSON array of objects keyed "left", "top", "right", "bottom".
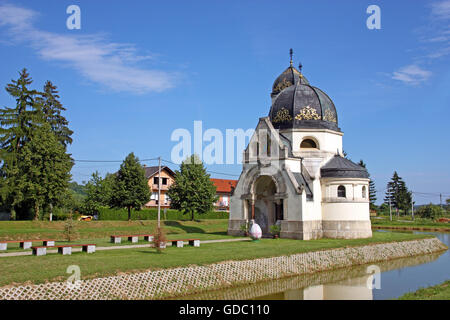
[
  {"left": 391, "top": 64, "right": 432, "bottom": 85},
  {"left": 0, "top": 4, "right": 177, "bottom": 94},
  {"left": 431, "top": 0, "right": 450, "bottom": 20},
  {"left": 390, "top": 1, "right": 450, "bottom": 85}
]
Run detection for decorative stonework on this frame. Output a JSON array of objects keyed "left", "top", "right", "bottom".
[
  {"left": 272, "top": 108, "right": 292, "bottom": 123},
  {"left": 295, "top": 106, "right": 320, "bottom": 120},
  {"left": 273, "top": 78, "right": 292, "bottom": 94},
  {"left": 323, "top": 109, "right": 337, "bottom": 123},
  {"left": 0, "top": 238, "right": 445, "bottom": 300}
]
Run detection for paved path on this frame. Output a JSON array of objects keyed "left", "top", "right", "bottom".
[{"left": 0, "top": 237, "right": 251, "bottom": 258}]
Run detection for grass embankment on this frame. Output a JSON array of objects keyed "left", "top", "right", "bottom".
[
  {"left": 398, "top": 280, "right": 450, "bottom": 300},
  {"left": 0, "top": 219, "right": 230, "bottom": 240},
  {"left": 0, "top": 230, "right": 435, "bottom": 287},
  {"left": 371, "top": 216, "right": 450, "bottom": 232}
]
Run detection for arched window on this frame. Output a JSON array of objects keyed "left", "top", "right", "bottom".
[
  {"left": 300, "top": 139, "right": 318, "bottom": 149},
  {"left": 337, "top": 185, "right": 346, "bottom": 198},
  {"left": 362, "top": 186, "right": 367, "bottom": 198}
]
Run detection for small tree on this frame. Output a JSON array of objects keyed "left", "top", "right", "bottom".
[
  {"left": 152, "top": 227, "right": 167, "bottom": 253},
  {"left": 110, "top": 153, "right": 150, "bottom": 221},
  {"left": 64, "top": 213, "right": 79, "bottom": 241},
  {"left": 167, "top": 154, "right": 217, "bottom": 221}
]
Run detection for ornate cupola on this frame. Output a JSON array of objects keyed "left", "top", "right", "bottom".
[
  {"left": 271, "top": 49, "right": 309, "bottom": 101},
  {"left": 269, "top": 50, "right": 339, "bottom": 132}
]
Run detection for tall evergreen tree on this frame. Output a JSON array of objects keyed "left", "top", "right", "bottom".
[
  {"left": 0, "top": 69, "right": 38, "bottom": 154},
  {"left": 0, "top": 69, "right": 40, "bottom": 215},
  {"left": 38, "top": 81, "right": 73, "bottom": 147},
  {"left": 384, "top": 171, "right": 412, "bottom": 215},
  {"left": 16, "top": 123, "right": 73, "bottom": 220},
  {"left": 168, "top": 154, "right": 218, "bottom": 221},
  {"left": 0, "top": 69, "right": 74, "bottom": 219},
  {"left": 358, "top": 160, "right": 377, "bottom": 210},
  {"left": 110, "top": 153, "right": 150, "bottom": 221}
]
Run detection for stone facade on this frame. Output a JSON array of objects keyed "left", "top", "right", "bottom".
[{"left": 228, "top": 58, "right": 373, "bottom": 240}]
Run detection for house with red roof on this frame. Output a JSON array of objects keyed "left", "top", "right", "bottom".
[{"left": 211, "top": 178, "right": 238, "bottom": 211}]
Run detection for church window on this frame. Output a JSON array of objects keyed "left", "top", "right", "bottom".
[
  {"left": 362, "top": 186, "right": 367, "bottom": 198},
  {"left": 337, "top": 185, "right": 346, "bottom": 198},
  {"left": 300, "top": 139, "right": 318, "bottom": 149}
]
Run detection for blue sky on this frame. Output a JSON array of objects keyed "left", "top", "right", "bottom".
[{"left": 0, "top": 0, "right": 449, "bottom": 204}]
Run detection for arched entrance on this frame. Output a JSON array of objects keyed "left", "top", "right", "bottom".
[{"left": 253, "top": 176, "right": 277, "bottom": 237}]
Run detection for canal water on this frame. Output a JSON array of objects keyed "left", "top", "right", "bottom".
[{"left": 179, "top": 230, "right": 449, "bottom": 300}]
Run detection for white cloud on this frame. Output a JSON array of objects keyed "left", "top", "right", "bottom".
[
  {"left": 431, "top": 0, "right": 450, "bottom": 20},
  {"left": 391, "top": 65, "right": 432, "bottom": 85},
  {"left": 0, "top": 4, "right": 177, "bottom": 94}
]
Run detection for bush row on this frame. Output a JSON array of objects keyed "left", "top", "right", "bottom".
[{"left": 97, "top": 207, "right": 229, "bottom": 221}]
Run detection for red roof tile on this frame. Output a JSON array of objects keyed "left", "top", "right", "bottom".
[{"left": 211, "top": 178, "right": 237, "bottom": 193}]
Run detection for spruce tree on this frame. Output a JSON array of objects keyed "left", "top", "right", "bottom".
[
  {"left": 39, "top": 81, "right": 73, "bottom": 147},
  {"left": 0, "top": 69, "right": 74, "bottom": 219},
  {"left": 167, "top": 154, "right": 218, "bottom": 221},
  {"left": 384, "top": 171, "right": 411, "bottom": 215},
  {"left": 110, "top": 153, "right": 150, "bottom": 221},
  {"left": 16, "top": 123, "right": 73, "bottom": 220},
  {"left": 0, "top": 69, "right": 39, "bottom": 215}
]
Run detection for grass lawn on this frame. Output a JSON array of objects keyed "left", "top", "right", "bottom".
[
  {"left": 0, "top": 231, "right": 436, "bottom": 287},
  {"left": 371, "top": 216, "right": 450, "bottom": 231},
  {"left": 398, "top": 280, "right": 450, "bottom": 300},
  {"left": 0, "top": 219, "right": 229, "bottom": 241}
]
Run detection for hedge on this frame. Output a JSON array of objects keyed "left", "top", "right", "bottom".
[{"left": 97, "top": 207, "right": 229, "bottom": 221}]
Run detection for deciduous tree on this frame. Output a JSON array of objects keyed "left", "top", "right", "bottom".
[{"left": 168, "top": 154, "right": 217, "bottom": 221}]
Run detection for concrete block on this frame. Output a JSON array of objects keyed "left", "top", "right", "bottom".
[
  {"left": 83, "top": 245, "right": 96, "bottom": 253},
  {"left": 0, "top": 243, "right": 7, "bottom": 250},
  {"left": 44, "top": 241, "right": 55, "bottom": 247},
  {"left": 58, "top": 247, "right": 72, "bottom": 255},
  {"left": 189, "top": 240, "right": 200, "bottom": 247},
  {"left": 111, "top": 236, "right": 121, "bottom": 244},
  {"left": 20, "top": 241, "right": 32, "bottom": 249},
  {"left": 172, "top": 240, "right": 184, "bottom": 248},
  {"left": 33, "top": 247, "right": 46, "bottom": 256},
  {"left": 128, "top": 236, "right": 138, "bottom": 243},
  {"left": 144, "top": 235, "right": 154, "bottom": 242}
]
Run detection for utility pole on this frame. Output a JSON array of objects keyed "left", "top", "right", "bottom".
[
  {"left": 440, "top": 193, "right": 443, "bottom": 209},
  {"left": 157, "top": 156, "right": 161, "bottom": 229},
  {"left": 411, "top": 193, "right": 414, "bottom": 221}
]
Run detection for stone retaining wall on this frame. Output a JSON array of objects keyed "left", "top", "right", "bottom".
[{"left": 0, "top": 238, "right": 446, "bottom": 300}]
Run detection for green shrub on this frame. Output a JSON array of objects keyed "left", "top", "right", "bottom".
[
  {"left": 416, "top": 204, "right": 445, "bottom": 219},
  {"left": 97, "top": 207, "right": 229, "bottom": 221}
]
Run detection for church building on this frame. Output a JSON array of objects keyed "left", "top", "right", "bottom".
[{"left": 228, "top": 51, "right": 372, "bottom": 240}]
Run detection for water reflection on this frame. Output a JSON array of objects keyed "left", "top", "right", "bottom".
[{"left": 177, "top": 251, "right": 443, "bottom": 300}]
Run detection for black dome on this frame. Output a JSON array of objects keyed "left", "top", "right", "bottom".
[
  {"left": 269, "top": 80, "right": 339, "bottom": 131},
  {"left": 271, "top": 65, "right": 309, "bottom": 98},
  {"left": 321, "top": 155, "right": 369, "bottom": 179}
]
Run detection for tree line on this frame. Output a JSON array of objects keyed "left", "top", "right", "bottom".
[
  {"left": 82, "top": 154, "right": 217, "bottom": 221},
  {"left": 0, "top": 69, "right": 218, "bottom": 221}
]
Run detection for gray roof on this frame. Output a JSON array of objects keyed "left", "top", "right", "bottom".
[
  {"left": 143, "top": 166, "right": 175, "bottom": 179},
  {"left": 293, "top": 168, "right": 313, "bottom": 199},
  {"left": 269, "top": 80, "right": 340, "bottom": 132},
  {"left": 321, "top": 155, "right": 369, "bottom": 179}
]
